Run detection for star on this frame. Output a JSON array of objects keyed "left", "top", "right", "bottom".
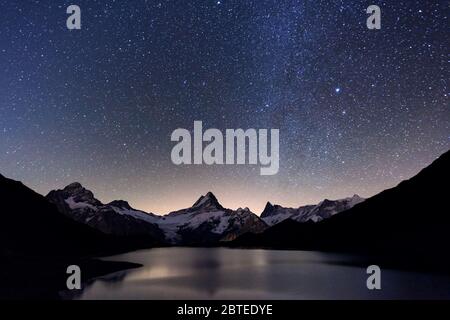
[{"left": 0, "top": 0, "right": 447, "bottom": 214}]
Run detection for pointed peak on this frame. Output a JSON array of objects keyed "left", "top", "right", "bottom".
[
  {"left": 260, "top": 201, "right": 276, "bottom": 218},
  {"left": 192, "top": 191, "right": 223, "bottom": 209},
  {"left": 205, "top": 191, "right": 217, "bottom": 199},
  {"left": 264, "top": 201, "right": 274, "bottom": 210}
]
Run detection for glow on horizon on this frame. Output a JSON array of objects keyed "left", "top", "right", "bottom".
[
  {"left": 19, "top": 153, "right": 443, "bottom": 216},
  {"left": 0, "top": 2, "right": 448, "bottom": 218}
]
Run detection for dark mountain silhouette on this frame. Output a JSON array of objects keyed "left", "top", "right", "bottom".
[
  {"left": 232, "top": 149, "right": 450, "bottom": 270},
  {"left": 2, "top": 147, "right": 449, "bottom": 295},
  {"left": 0, "top": 174, "right": 148, "bottom": 299},
  {"left": 0, "top": 174, "right": 161, "bottom": 257},
  {"left": 0, "top": 174, "right": 104, "bottom": 256}
]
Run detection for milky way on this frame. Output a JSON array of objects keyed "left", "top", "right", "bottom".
[{"left": 0, "top": 0, "right": 448, "bottom": 214}]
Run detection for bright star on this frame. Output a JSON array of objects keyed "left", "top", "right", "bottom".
[{"left": 335, "top": 87, "right": 341, "bottom": 93}]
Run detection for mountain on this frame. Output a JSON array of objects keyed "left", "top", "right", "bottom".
[
  {"left": 261, "top": 195, "right": 364, "bottom": 226},
  {"left": 0, "top": 173, "right": 110, "bottom": 256},
  {"left": 46, "top": 186, "right": 267, "bottom": 245},
  {"left": 155, "top": 192, "right": 267, "bottom": 245},
  {"left": 46, "top": 183, "right": 164, "bottom": 240},
  {"left": 0, "top": 174, "right": 144, "bottom": 299},
  {"left": 0, "top": 174, "right": 163, "bottom": 256},
  {"left": 233, "top": 150, "right": 450, "bottom": 268}
]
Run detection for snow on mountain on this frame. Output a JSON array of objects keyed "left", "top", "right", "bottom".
[
  {"left": 161, "top": 192, "right": 267, "bottom": 244},
  {"left": 47, "top": 185, "right": 267, "bottom": 245},
  {"left": 46, "top": 183, "right": 164, "bottom": 239},
  {"left": 260, "top": 202, "right": 300, "bottom": 226},
  {"left": 47, "top": 182, "right": 362, "bottom": 244},
  {"left": 261, "top": 195, "right": 364, "bottom": 226}
]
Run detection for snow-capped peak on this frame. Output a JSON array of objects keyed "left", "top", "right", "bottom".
[
  {"left": 192, "top": 191, "right": 223, "bottom": 210},
  {"left": 47, "top": 182, "right": 101, "bottom": 208}
]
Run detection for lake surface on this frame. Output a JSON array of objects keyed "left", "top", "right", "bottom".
[{"left": 73, "top": 247, "right": 450, "bottom": 300}]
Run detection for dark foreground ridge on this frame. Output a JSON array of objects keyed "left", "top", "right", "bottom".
[
  {"left": 231, "top": 150, "right": 450, "bottom": 272},
  {"left": 0, "top": 174, "right": 150, "bottom": 299}
]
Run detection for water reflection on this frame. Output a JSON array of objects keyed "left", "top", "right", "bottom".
[{"left": 70, "top": 248, "right": 450, "bottom": 300}]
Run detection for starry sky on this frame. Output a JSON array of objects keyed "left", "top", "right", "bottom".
[{"left": 0, "top": 0, "right": 448, "bottom": 214}]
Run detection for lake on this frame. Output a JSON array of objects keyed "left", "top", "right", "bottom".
[{"left": 72, "top": 247, "right": 450, "bottom": 300}]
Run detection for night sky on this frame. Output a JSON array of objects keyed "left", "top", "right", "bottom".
[{"left": 0, "top": 0, "right": 448, "bottom": 214}]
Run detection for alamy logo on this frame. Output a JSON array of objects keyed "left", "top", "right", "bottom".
[
  {"left": 366, "top": 265, "right": 381, "bottom": 290},
  {"left": 171, "top": 121, "right": 279, "bottom": 175},
  {"left": 66, "top": 265, "right": 81, "bottom": 290},
  {"left": 65, "top": 4, "right": 382, "bottom": 32},
  {"left": 367, "top": 5, "right": 381, "bottom": 30},
  {"left": 66, "top": 5, "right": 81, "bottom": 30}
]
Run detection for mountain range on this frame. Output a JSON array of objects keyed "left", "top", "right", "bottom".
[
  {"left": 1, "top": 149, "right": 449, "bottom": 270},
  {"left": 44, "top": 182, "right": 362, "bottom": 246},
  {"left": 46, "top": 185, "right": 269, "bottom": 245},
  {"left": 260, "top": 194, "right": 364, "bottom": 226}
]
